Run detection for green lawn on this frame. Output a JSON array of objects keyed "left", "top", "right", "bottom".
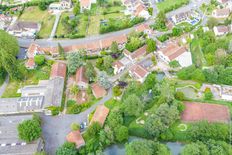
[
  {"left": 1, "top": 64, "right": 51, "bottom": 98},
  {"left": 157, "top": 0, "right": 189, "bottom": 13},
  {"left": 190, "top": 40, "right": 207, "bottom": 67},
  {"left": 38, "top": 15, "right": 55, "bottom": 38}
]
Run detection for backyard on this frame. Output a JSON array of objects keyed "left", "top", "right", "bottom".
[
  {"left": 157, "top": 0, "right": 190, "bottom": 13},
  {"left": 19, "top": 6, "right": 55, "bottom": 38},
  {"left": 1, "top": 64, "right": 51, "bottom": 98},
  {"left": 55, "top": 1, "right": 128, "bottom": 38}
]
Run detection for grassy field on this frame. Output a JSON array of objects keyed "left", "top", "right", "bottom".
[
  {"left": 1, "top": 64, "right": 51, "bottom": 98},
  {"left": 157, "top": 0, "right": 189, "bottom": 13},
  {"left": 190, "top": 40, "right": 206, "bottom": 67},
  {"left": 19, "top": 6, "right": 55, "bottom": 38},
  {"left": 38, "top": 15, "right": 55, "bottom": 38}
]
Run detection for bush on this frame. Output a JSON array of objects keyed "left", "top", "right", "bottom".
[
  {"left": 157, "top": 34, "right": 169, "bottom": 42},
  {"left": 34, "top": 55, "right": 45, "bottom": 65},
  {"left": 169, "top": 60, "right": 180, "bottom": 68},
  {"left": 175, "top": 91, "right": 185, "bottom": 101},
  {"left": 70, "top": 123, "right": 80, "bottom": 131}
]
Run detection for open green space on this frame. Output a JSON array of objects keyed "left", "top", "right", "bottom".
[
  {"left": 157, "top": 0, "right": 190, "bottom": 13},
  {"left": 190, "top": 39, "right": 206, "bottom": 67},
  {"left": 1, "top": 63, "right": 51, "bottom": 98},
  {"left": 38, "top": 15, "right": 55, "bottom": 38}
]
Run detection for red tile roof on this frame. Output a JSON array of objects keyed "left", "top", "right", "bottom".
[
  {"left": 27, "top": 43, "right": 41, "bottom": 58},
  {"left": 135, "top": 24, "right": 150, "bottom": 32},
  {"left": 214, "top": 8, "right": 230, "bottom": 17},
  {"left": 130, "top": 45, "right": 147, "bottom": 60},
  {"left": 129, "top": 64, "right": 148, "bottom": 79},
  {"left": 113, "top": 60, "right": 124, "bottom": 69},
  {"left": 215, "top": 25, "right": 230, "bottom": 33},
  {"left": 25, "top": 58, "right": 36, "bottom": 68},
  {"left": 76, "top": 66, "right": 88, "bottom": 84},
  {"left": 160, "top": 43, "right": 187, "bottom": 60},
  {"left": 50, "top": 62, "right": 67, "bottom": 79},
  {"left": 181, "top": 102, "right": 230, "bottom": 123},
  {"left": 91, "top": 83, "right": 107, "bottom": 99},
  {"left": 90, "top": 105, "right": 110, "bottom": 126},
  {"left": 80, "top": 0, "right": 91, "bottom": 7},
  {"left": 66, "top": 130, "right": 85, "bottom": 149}
]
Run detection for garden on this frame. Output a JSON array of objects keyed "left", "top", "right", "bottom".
[
  {"left": 1, "top": 59, "right": 52, "bottom": 98},
  {"left": 156, "top": 0, "right": 190, "bottom": 13},
  {"left": 55, "top": 0, "right": 144, "bottom": 38}
]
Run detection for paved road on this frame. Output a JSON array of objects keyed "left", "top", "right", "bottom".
[
  {"left": 0, "top": 75, "right": 9, "bottom": 97},
  {"left": 41, "top": 88, "right": 112, "bottom": 155},
  {"left": 49, "top": 13, "right": 61, "bottom": 40}
]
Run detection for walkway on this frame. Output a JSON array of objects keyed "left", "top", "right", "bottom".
[
  {"left": 41, "top": 88, "right": 112, "bottom": 155},
  {"left": 49, "top": 12, "right": 61, "bottom": 40},
  {"left": 0, "top": 75, "right": 9, "bottom": 97}
]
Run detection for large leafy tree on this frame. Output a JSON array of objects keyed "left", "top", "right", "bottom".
[
  {"left": 85, "top": 62, "right": 96, "bottom": 82},
  {"left": 110, "top": 41, "right": 119, "bottom": 53},
  {"left": 0, "top": 30, "right": 21, "bottom": 79},
  {"left": 98, "top": 72, "right": 111, "bottom": 89},
  {"left": 115, "top": 125, "right": 128, "bottom": 142},
  {"left": 123, "top": 94, "right": 144, "bottom": 117},
  {"left": 181, "top": 142, "right": 209, "bottom": 155},
  {"left": 145, "top": 104, "right": 179, "bottom": 137},
  {"left": 126, "top": 140, "right": 170, "bottom": 155},
  {"left": 56, "top": 142, "right": 78, "bottom": 155},
  {"left": 67, "top": 52, "right": 84, "bottom": 74},
  {"left": 146, "top": 38, "right": 156, "bottom": 53},
  {"left": 17, "top": 117, "right": 42, "bottom": 142}
]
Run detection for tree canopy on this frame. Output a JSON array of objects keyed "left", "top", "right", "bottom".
[
  {"left": 0, "top": 30, "right": 21, "bottom": 79},
  {"left": 67, "top": 52, "right": 84, "bottom": 74},
  {"left": 17, "top": 116, "right": 42, "bottom": 142},
  {"left": 56, "top": 142, "right": 78, "bottom": 155}
]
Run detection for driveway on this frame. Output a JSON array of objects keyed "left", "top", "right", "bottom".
[
  {"left": 49, "top": 12, "right": 61, "bottom": 40},
  {"left": 41, "top": 88, "right": 112, "bottom": 155}
]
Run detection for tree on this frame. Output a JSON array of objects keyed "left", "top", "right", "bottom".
[
  {"left": 106, "top": 108, "right": 123, "bottom": 129},
  {"left": 175, "top": 91, "right": 185, "bottom": 101},
  {"left": 123, "top": 94, "right": 144, "bottom": 117},
  {"left": 85, "top": 122, "right": 102, "bottom": 139},
  {"left": 0, "top": 30, "right": 21, "bottom": 79},
  {"left": 34, "top": 55, "right": 45, "bottom": 65},
  {"left": 144, "top": 72, "right": 157, "bottom": 90},
  {"left": 103, "top": 55, "right": 114, "bottom": 70},
  {"left": 181, "top": 142, "right": 209, "bottom": 155},
  {"left": 126, "top": 140, "right": 170, "bottom": 155},
  {"left": 17, "top": 118, "right": 42, "bottom": 142},
  {"left": 145, "top": 104, "right": 179, "bottom": 137},
  {"left": 204, "top": 88, "right": 213, "bottom": 100},
  {"left": 56, "top": 142, "right": 78, "bottom": 155},
  {"left": 58, "top": 43, "right": 65, "bottom": 59},
  {"left": 98, "top": 72, "right": 111, "bottom": 89},
  {"left": 115, "top": 125, "right": 128, "bottom": 142},
  {"left": 169, "top": 60, "right": 180, "bottom": 68},
  {"left": 38, "top": 1, "right": 47, "bottom": 11},
  {"left": 146, "top": 39, "right": 156, "bottom": 53},
  {"left": 73, "top": 2, "right": 80, "bottom": 15},
  {"left": 70, "top": 84, "right": 79, "bottom": 95},
  {"left": 67, "top": 52, "right": 84, "bottom": 74},
  {"left": 71, "top": 123, "right": 80, "bottom": 131},
  {"left": 151, "top": 55, "right": 157, "bottom": 65},
  {"left": 207, "top": 17, "right": 218, "bottom": 29},
  {"left": 125, "top": 37, "right": 143, "bottom": 52},
  {"left": 172, "top": 27, "right": 183, "bottom": 37},
  {"left": 113, "top": 86, "right": 122, "bottom": 97},
  {"left": 85, "top": 62, "right": 96, "bottom": 82},
  {"left": 111, "top": 41, "right": 119, "bottom": 53},
  {"left": 153, "top": 11, "right": 167, "bottom": 30}
]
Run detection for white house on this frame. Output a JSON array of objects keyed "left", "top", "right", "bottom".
[
  {"left": 112, "top": 57, "right": 131, "bottom": 74},
  {"left": 212, "top": 8, "right": 230, "bottom": 18},
  {"left": 134, "top": 3, "right": 150, "bottom": 19},
  {"left": 8, "top": 21, "right": 40, "bottom": 38},
  {"left": 171, "top": 10, "right": 199, "bottom": 25},
  {"left": 158, "top": 42, "right": 192, "bottom": 67},
  {"left": 213, "top": 25, "right": 230, "bottom": 36},
  {"left": 80, "top": 0, "right": 96, "bottom": 13},
  {"left": 129, "top": 64, "right": 150, "bottom": 83},
  {"left": 123, "top": 45, "right": 147, "bottom": 62},
  {"left": 0, "top": 14, "right": 12, "bottom": 30},
  {"left": 49, "top": 0, "right": 72, "bottom": 10}
]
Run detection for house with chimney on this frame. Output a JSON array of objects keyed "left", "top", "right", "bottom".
[
  {"left": 212, "top": 8, "right": 230, "bottom": 18},
  {"left": 129, "top": 64, "right": 150, "bottom": 83}
]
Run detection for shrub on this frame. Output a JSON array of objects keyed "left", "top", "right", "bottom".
[
  {"left": 175, "top": 91, "right": 185, "bottom": 101},
  {"left": 70, "top": 123, "right": 80, "bottom": 131},
  {"left": 34, "top": 55, "right": 45, "bottom": 65}
]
